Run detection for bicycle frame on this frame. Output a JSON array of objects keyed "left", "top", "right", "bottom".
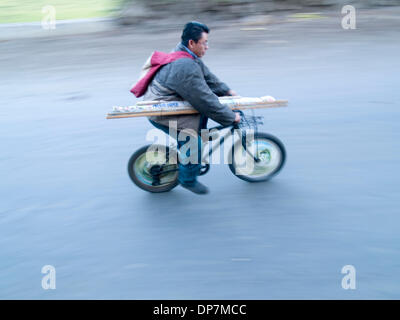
[
  {"left": 154, "top": 111, "right": 261, "bottom": 177},
  {"left": 200, "top": 123, "right": 259, "bottom": 166}
]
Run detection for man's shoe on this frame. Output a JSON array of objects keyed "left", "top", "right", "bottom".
[{"left": 180, "top": 181, "right": 209, "bottom": 194}]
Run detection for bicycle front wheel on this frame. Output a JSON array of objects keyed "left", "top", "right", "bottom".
[{"left": 229, "top": 132, "right": 286, "bottom": 182}]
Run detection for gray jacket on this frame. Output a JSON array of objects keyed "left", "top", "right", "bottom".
[{"left": 144, "top": 43, "right": 236, "bottom": 132}]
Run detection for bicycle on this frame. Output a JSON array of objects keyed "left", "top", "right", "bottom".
[{"left": 127, "top": 110, "right": 286, "bottom": 193}]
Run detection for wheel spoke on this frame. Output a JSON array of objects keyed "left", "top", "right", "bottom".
[
  {"left": 231, "top": 134, "right": 285, "bottom": 181},
  {"left": 133, "top": 151, "right": 178, "bottom": 187}
]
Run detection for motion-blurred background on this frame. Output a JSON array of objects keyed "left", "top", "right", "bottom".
[{"left": 1, "top": 0, "right": 400, "bottom": 299}]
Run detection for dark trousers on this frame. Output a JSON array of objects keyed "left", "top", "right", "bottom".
[{"left": 149, "top": 117, "right": 208, "bottom": 185}]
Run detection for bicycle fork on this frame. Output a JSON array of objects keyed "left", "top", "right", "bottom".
[{"left": 239, "top": 130, "right": 261, "bottom": 163}]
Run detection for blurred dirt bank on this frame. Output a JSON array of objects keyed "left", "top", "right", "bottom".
[
  {"left": 118, "top": 0, "right": 400, "bottom": 25},
  {"left": 1, "top": 4, "right": 400, "bottom": 41}
]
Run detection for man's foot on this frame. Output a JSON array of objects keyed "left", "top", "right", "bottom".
[{"left": 180, "top": 181, "right": 209, "bottom": 194}]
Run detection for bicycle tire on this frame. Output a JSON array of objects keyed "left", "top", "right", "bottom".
[
  {"left": 127, "top": 144, "right": 179, "bottom": 193},
  {"left": 229, "top": 132, "right": 286, "bottom": 182}
]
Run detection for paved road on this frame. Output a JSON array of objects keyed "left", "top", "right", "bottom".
[{"left": 1, "top": 8, "right": 400, "bottom": 299}]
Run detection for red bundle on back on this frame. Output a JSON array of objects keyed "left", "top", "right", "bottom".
[{"left": 130, "top": 51, "right": 194, "bottom": 98}]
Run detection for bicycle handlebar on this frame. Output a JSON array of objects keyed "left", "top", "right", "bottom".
[{"left": 210, "top": 110, "right": 263, "bottom": 131}]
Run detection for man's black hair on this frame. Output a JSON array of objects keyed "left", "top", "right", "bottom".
[{"left": 181, "top": 21, "right": 209, "bottom": 47}]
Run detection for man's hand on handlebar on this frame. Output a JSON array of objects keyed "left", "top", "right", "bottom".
[
  {"left": 228, "top": 89, "right": 240, "bottom": 123},
  {"left": 228, "top": 89, "right": 238, "bottom": 96},
  {"left": 234, "top": 112, "right": 241, "bottom": 123}
]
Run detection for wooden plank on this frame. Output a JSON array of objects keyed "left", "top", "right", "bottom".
[
  {"left": 106, "top": 100, "right": 288, "bottom": 119},
  {"left": 135, "top": 96, "right": 245, "bottom": 106}
]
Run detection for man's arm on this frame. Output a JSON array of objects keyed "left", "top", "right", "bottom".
[{"left": 166, "top": 59, "right": 236, "bottom": 126}]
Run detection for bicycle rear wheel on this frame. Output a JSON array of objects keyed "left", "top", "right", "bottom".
[
  {"left": 127, "top": 144, "right": 179, "bottom": 193},
  {"left": 229, "top": 132, "right": 286, "bottom": 182}
]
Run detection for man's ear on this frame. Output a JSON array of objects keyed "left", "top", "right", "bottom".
[{"left": 188, "top": 39, "right": 194, "bottom": 48}]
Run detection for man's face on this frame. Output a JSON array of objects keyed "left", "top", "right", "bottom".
[{"left": 188, "top": 32, "right": 209, "bottom": 58}]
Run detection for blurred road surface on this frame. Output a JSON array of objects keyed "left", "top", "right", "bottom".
[{"left": 1, "top": 8, "right": 400, "bottom": 299}]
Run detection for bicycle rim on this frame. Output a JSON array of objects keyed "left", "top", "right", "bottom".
[
  {"left": 233, "top": 137, "right": 283, "bottom": 179},
  {"left": 133, "top": 150, "right": 178, "bottom": 187}
]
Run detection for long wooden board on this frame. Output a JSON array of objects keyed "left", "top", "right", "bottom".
[{"left": 106, "top": 100, "right": 288, "bottom": 119}]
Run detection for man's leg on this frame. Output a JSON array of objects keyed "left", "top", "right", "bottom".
[
  {"left": 149, "top": 119, "right": 208, "bottom": 194},
  {"left": 177, "top": 116, "right": 209, "bottom": 194},
  {"left": 177, "top": 134, "right": 202, "bottom": 186}
]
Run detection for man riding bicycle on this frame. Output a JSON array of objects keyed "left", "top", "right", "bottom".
[{"left": 132, "top": 21, "right": 241, "bottom": 194}]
